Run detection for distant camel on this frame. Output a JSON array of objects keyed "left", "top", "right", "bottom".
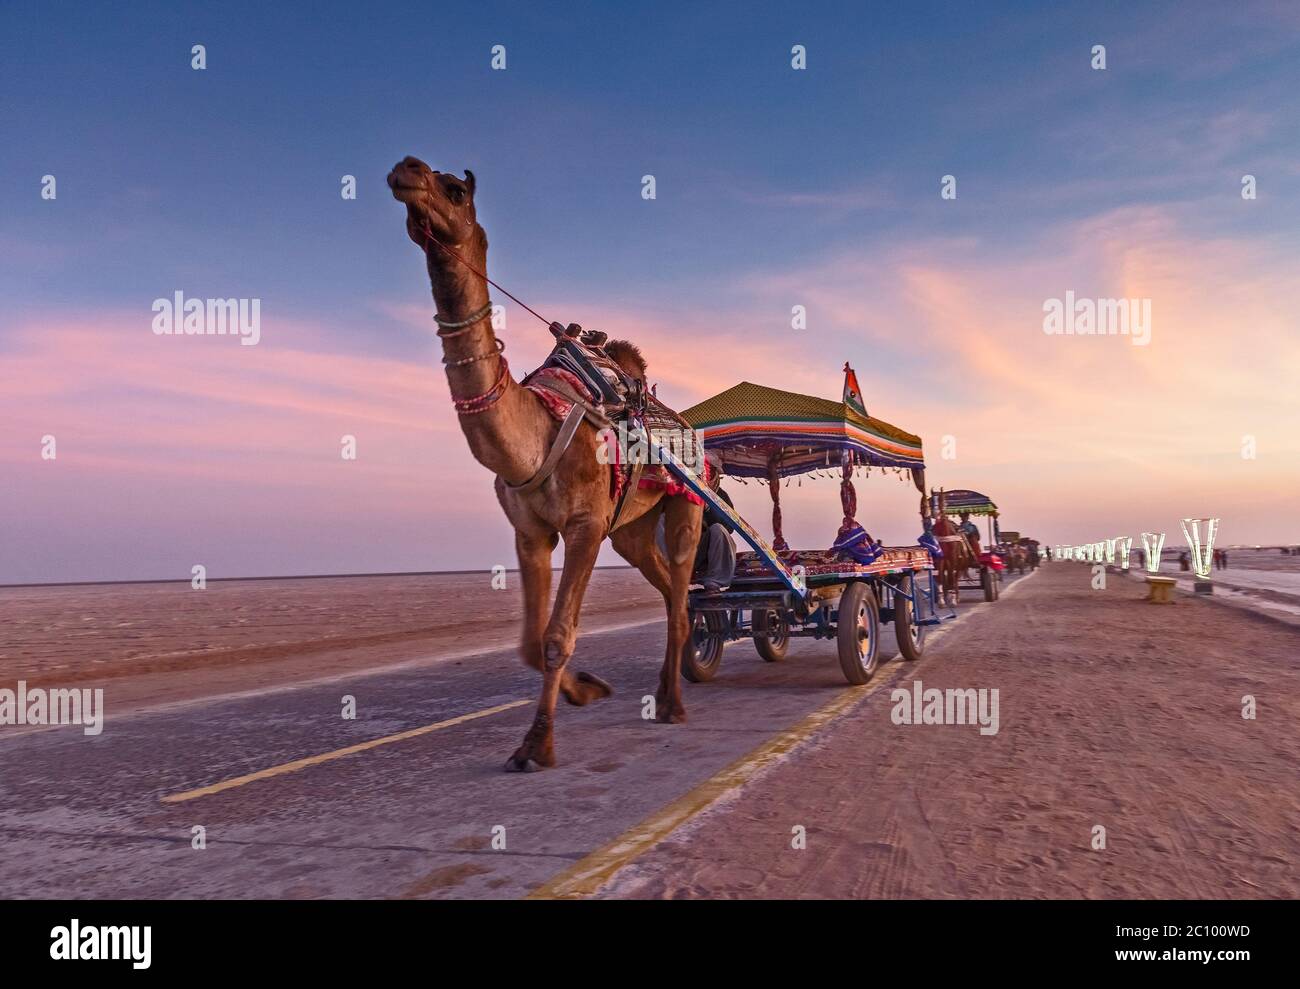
[
  {"left": 1004, "top": 543, "right": 1029, "bottom": 575},
  {"left": 932, "top": 493, "right": 975, "bottom": 605}
]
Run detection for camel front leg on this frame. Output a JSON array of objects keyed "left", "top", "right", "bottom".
[
  {"left": 504, "top": 517, "right": 606, "bottom": 772},
  {"left": 515, "top": 528, "right": 611, "bottom": 708},
  {"left": 514, "top": 527, "right": 555, "bottom": 675}
]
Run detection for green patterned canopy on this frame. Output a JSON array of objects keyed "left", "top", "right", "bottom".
[
  {"left": 680, "top": 381, "right": 925, "bottom": 479},
  {"left": 932, "top": 488, "right": 998, "bottom": 516}
]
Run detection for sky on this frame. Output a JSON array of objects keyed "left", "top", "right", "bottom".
[{"left": 2, "top": 0, "right": 1299, "bottom": 583}]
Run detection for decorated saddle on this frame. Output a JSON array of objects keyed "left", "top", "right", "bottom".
[
  {"left": 522, "top": 324, "right": 645, "bottom": 419},
  {"left": 519, "top": 322, "right": 707, "bottom": 512}
]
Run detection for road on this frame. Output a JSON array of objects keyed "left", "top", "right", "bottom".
[
  {"left": 13, "top": 562, "right": 1293, "bottom": 900},
  {"left": 0, "top": 570, "right": 1026, "bottom": 898}
]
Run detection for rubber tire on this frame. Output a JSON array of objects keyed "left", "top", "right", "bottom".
[
  {"left": 752, "top": 608, "right": 790, "bottom": 662},
  {"left": 682, "top": 611, "right": 725, "bottom": 682},
  {"left": 836, "top": 582, "right": 881, "bottom": 685},
  {"left": 982, "top": 566, "right": 997, "bottom": 602},
  {"left": 893, "top": 574, "right": 926, "bottom": 662}
]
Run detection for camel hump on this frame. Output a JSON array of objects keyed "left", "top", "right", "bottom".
[{"left": 603, "top": 339, "right": 646, "bottom": 383}]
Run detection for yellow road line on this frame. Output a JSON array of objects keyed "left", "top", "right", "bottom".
[
  {"left": 160, "top": 698, "right": 531, "bottom": 804},
  {"left": 527, "top": 677, "right": 896, "bottom": 900}
]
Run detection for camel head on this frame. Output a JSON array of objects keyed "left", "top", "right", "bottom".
[{"left": 387, "top": 155, "right": 479, "bottom": 249}]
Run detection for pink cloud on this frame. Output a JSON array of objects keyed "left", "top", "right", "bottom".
[
  {"left": 4, "top": 203, "right": 1298, "bottom": 583},
  {"left": 682, "top": 207, "right": 1300, "bottom": 547}
]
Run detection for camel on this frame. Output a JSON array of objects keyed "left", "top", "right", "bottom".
[
  {"left": 1004, "top": 542, "right": 1029, "bottom": 575},
  {"left": 387, "top": 156, "right": 703, "bottom": 771},
  {"left": 931, "top": 495, "right": 975, "bottom": 606}
]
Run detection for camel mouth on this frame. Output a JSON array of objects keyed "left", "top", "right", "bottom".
[
  {"left": 390, "top": 183, "right": 435, "bottom": 212},
  {"left": 387, "top": 166, "right": 431, "bottom": 198}
]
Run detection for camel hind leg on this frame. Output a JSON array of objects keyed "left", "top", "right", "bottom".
[{"left": 611, "top": 496, "right": 700, "bottom": 723}]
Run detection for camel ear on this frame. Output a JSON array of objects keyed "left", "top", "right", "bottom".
[{"left": 464, "top": 169, "right": 476, "bottom": 197}]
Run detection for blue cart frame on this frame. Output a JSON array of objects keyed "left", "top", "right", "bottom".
[{"left": 682, "top": 553, "right": 945, "bottom": 685}]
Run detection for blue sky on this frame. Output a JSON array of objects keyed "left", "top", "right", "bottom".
[
  {"left": 3, "top": 1, "right": 1299, "bottom": 580},
  {"left": 7, "top": 0, "right": 1296, "bottom": 334}
]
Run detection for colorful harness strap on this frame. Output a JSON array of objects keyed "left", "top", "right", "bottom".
[{"left": 451, "top": 357, "right": 511, "bottom": 415}]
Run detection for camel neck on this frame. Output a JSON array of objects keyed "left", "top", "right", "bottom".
[
  {"left": 426, "top": 234, "right": 550, "bottom": 486},
  {"left": 428, "top": 234, "right": 497, "bottom": 385}
]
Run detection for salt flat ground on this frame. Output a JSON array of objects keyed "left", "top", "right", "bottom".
[{"left": 1156, "top": 549, "right": 1300, "bottom": 624}]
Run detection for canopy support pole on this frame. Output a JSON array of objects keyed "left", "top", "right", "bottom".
[
  {"left": 837, "top": 457, "right": 858, "bottom": 539},
  {"left": 767, "top": 462, "right": 788, "bottom": 552}
]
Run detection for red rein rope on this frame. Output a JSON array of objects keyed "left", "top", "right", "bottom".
[{"left": 422, "top": 225, "right": 551, "bottom": 327}]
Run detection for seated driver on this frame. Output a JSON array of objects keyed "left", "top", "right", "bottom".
[
  {"left": 656, "top": 452, "right": 737, "bottom": 593},
  {"left": 958, "top": 512, "right": 982, "bottom": 555}
]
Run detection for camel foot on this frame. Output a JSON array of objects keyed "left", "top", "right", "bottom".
[
  {"left": 503, "top": 755, "right": 544, "bottom": 773},
  {"left": 504, "top": 751, "right": 555, "bottom": 772},
  {"left": 562, "top": 671, "right": 613, "bottom": 707},
  {"left": 655, "top": 704, "right": 687, "bottom": 724},
  {"left": 503, "top": 742, "right": 555, "bottom": 773}
]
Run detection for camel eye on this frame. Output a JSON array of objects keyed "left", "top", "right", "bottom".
[{"left": 447, "top": 186, "right": 465, "bottom": 204}]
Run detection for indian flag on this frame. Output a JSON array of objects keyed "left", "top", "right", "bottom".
[{"left": 842, "top": 362, "right": 867, "bottom": 418}]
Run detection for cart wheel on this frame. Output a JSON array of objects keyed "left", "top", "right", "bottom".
[
  {"left": 893, "top": 574, "right": 926, "bottom": 662},
  {"left": 752, "top": 608, "right": 790, "bottom": 662},
  {"left": 836, "top": 582, "right": 881, "bottom": 685},
  {"left": 682, "top": 611, "right": 726, "bottom": 682},
  {"left": 982, "top": 567, "right": 997, "bottom": 602}
]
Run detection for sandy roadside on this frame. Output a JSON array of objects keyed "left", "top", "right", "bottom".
[
  {"left": 0, "top": 569, "right": 663, "bottom": 716},
  {"left": 598, "top": 562, "right": 1300, "bottom": 899}
]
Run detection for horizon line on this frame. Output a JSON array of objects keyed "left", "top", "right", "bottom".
[
  {"left": 0, "top": 564, "right": 639, "bottom": 591},
  {"left": 2, "top": 545, "right": 1291, "bottom": 591}
]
